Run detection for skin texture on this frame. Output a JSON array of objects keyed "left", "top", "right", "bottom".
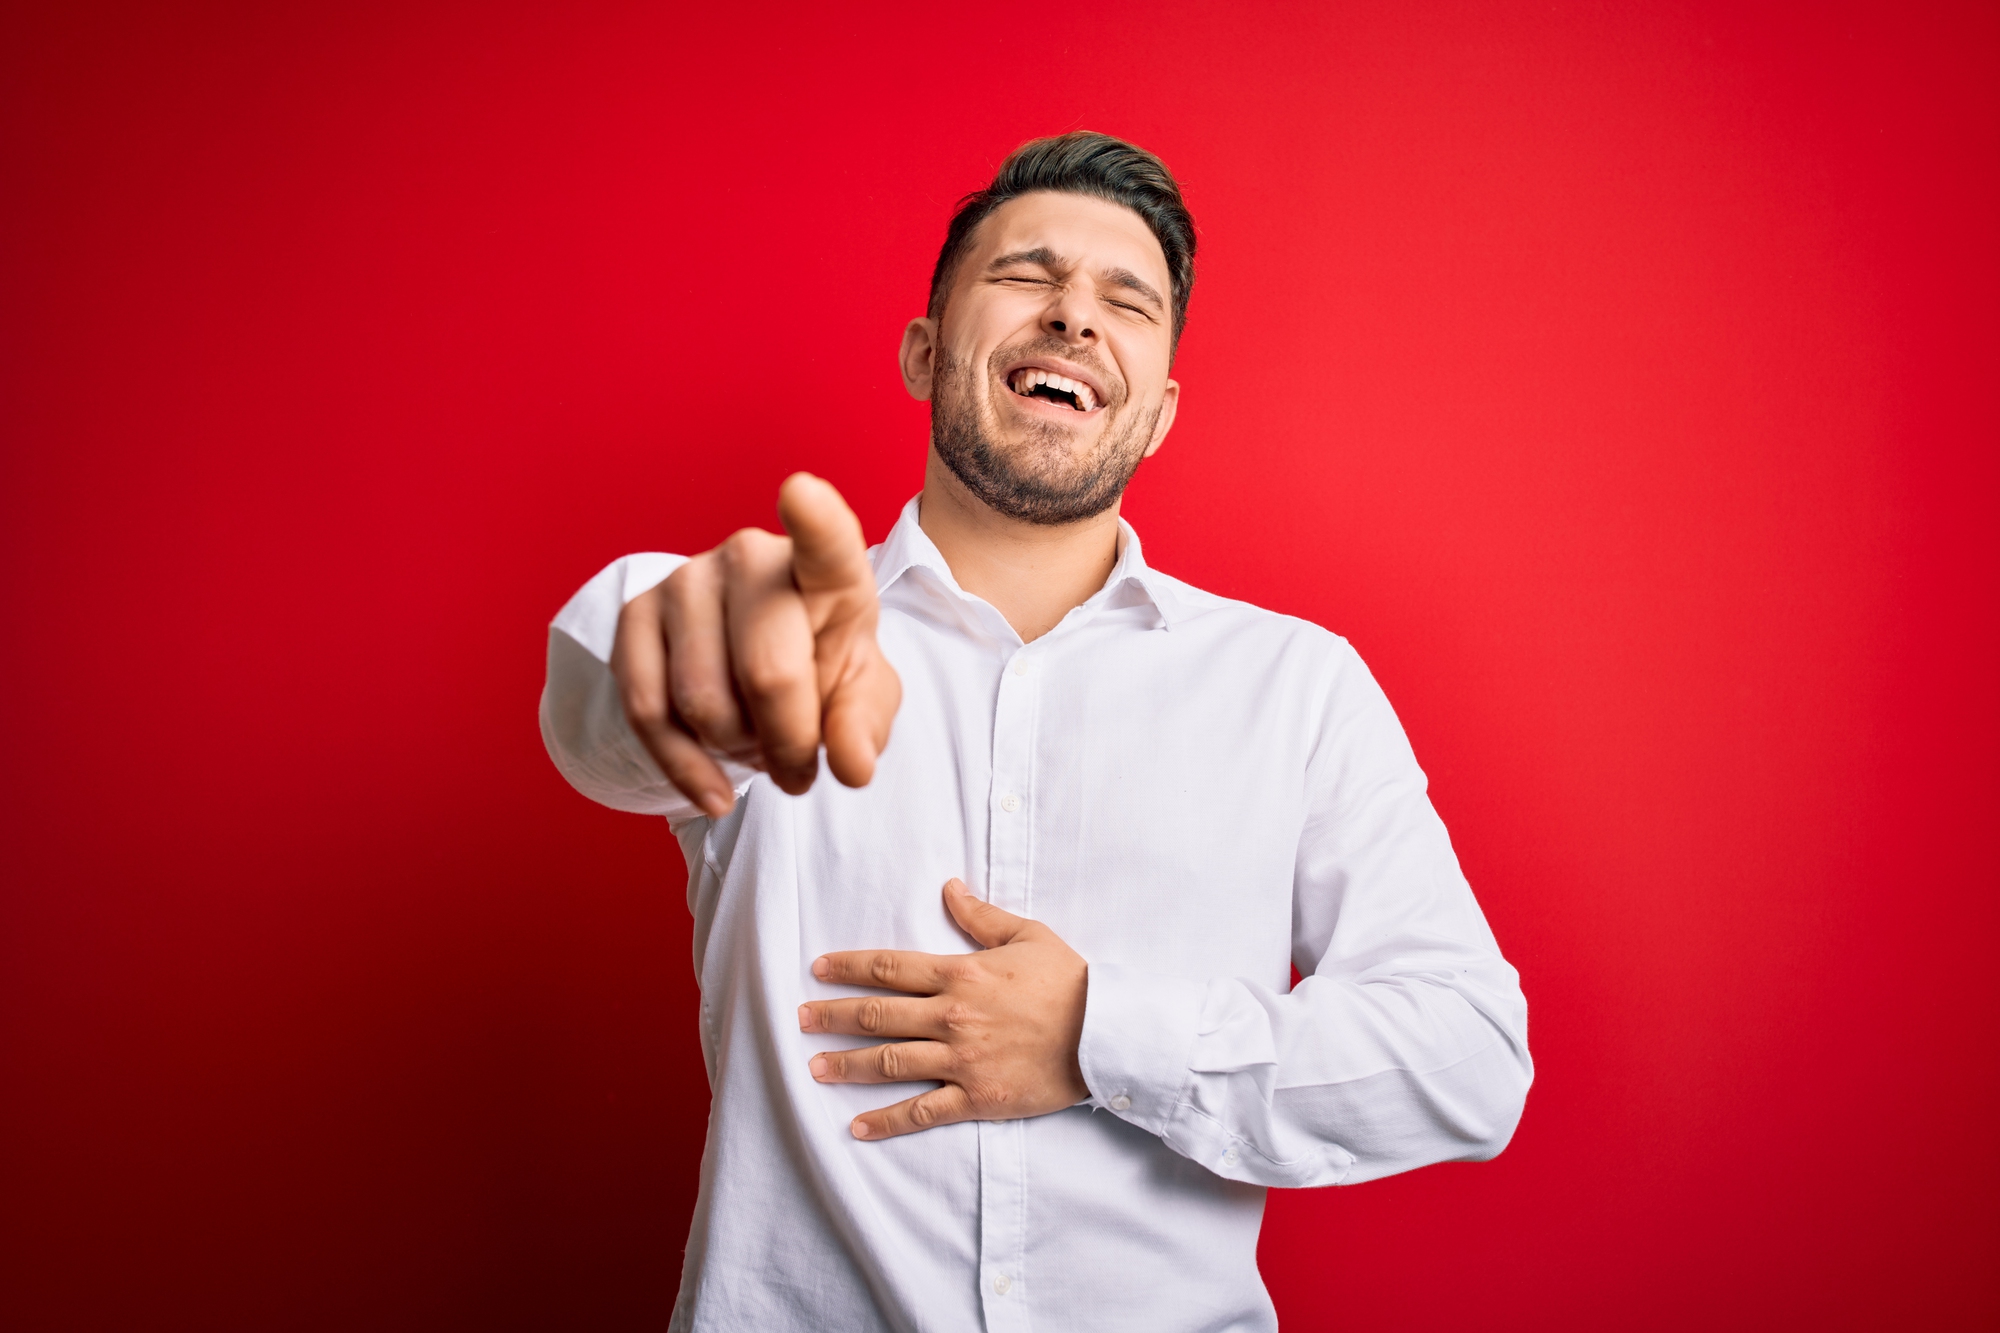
[
  {"left": 610, "top": 189, "right": 1181, "bottom": 1138},
  {"left": 900, "top": 190, "right": 1180, "bottom": 642},
  {"left": 800, "top": 879, "right": 1089, "bottom": 1139},
  {"left": 612, "top": 474, "right": 900, "bottom": 813}
]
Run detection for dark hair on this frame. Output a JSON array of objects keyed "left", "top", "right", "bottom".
[{"left": 927, "top": 132, "right": 1197, "bottom": 352}]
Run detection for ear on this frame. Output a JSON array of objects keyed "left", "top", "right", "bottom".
[
  {"left": 1141, "top": 377, "right": 1180, "bottom": 458},
  {"left": 899, "top": 317, "right": 939, "bottom": 402}
]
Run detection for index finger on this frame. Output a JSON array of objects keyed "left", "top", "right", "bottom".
[
  {"left": 778, "top": 472, "right": 872, "bottom": 599},
  {"left": 811, "top": 948, "right": 964, "bottom": 995}
]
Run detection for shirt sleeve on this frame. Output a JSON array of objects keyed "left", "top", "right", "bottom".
[
  {"left": 1075, "top": 640, "right": 1533, "bottom": 1188},
  {"left": 538, "top": 553, "right": 758, "bottom": 827}
]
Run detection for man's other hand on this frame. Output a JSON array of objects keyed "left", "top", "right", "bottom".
[
  {"left": 611, "top": 472, "right": 901, "bottom": 816},
  {"left": 798, "top": 879, "right": 1091, "bottom": 1140}
]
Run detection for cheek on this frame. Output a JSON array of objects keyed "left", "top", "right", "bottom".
[
  {"left": 953, "top": 295, "right": 1041, "bottom": 355},
  {"left": 1111, "top": 347, "right": 1171, "bottom": 408}
]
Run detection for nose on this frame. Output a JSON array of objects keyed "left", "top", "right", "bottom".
[{"left": 1042, "top": 286, "right": 1096, "bottom": 345}]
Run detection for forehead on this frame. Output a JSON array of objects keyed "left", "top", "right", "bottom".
[{"left": 967, "top": 191, "right": 1170, "bottom": 291}]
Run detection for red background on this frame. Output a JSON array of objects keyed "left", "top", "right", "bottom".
[{"left": 3, "top": 2, "right": 1995, "bottom": 1328}]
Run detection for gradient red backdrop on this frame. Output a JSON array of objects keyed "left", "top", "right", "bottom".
[{"left": 3, "top": 2, "right": 1995, "bottom": 1328}]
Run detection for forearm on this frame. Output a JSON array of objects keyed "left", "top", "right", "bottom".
[
  {"left": 1077, "top": 961, "right": 1530, "bottom": 1188},
  {"left": 1075, "top": 643, "right": 1532, "bottom": 1187}
]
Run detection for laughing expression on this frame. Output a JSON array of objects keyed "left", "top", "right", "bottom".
[{"left": 903, "top": 190, "right": 1182, "bottom": 524}]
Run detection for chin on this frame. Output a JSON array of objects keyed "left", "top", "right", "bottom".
[{"left": 992, "top": 425, "right": 1101, "bottom": 474}]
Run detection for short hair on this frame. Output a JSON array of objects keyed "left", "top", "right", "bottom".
[{"left": 927, "top": 132, "right": 1197, "bottom": 352}]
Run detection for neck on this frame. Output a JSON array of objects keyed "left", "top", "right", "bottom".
[{"left": 917, "top": 447, "right": 1123, "bottom": 642}]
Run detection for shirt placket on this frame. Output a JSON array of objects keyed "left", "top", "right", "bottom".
[{"left": 979, "top": 641, "right": 1040, "bottom": 1332}]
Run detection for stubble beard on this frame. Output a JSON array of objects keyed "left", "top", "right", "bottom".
[{"left": 929, "top": 342, "right": 1160, "bottom": 527}]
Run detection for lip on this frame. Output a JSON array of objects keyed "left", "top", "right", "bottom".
[{"left": 997, "top": 357, "right": 1112, "bottom": 415}]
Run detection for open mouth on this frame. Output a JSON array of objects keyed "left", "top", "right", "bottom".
[{"left": 1007, "top": 367, "right": 1098, "bottom": 413}]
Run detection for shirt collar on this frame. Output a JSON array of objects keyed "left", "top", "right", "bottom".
[{"left": 871, "top": 495, "right": 1185, "bottom": 633}]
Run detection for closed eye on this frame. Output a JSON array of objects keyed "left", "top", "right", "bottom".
[{"left": 995, "top": 280, "right": 1151, "bottom": 318}]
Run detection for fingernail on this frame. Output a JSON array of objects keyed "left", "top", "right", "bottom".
[
  {"left": 797, "top": 1004, "right": 812, "bottom": 1031},
  {"left": 946, "top": 878, "right": 968, "bottom": 896},
  {"left": 809, "top": 1054, "right": 828, "bottom": 1079},
  {"left": 700, "top": 790, "right": 731, "bottom": 818},
  {"left": 811, "top": 957, "right": 829, "bottom": 979},
  {"left": 851, "top": 1120, "right": 871, "bottom": 1139}
]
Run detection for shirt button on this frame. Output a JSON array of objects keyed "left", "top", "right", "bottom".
[
  {"left": 993, "top": 1273, "right": 1013, "bottom": 1295},
  {"left": 1109, "top": 1094, "right": 1131, "bottom": 1112},
  {"left": 1223, "top": 1146, "right": 1240, "bottom": 1167},
  {"left": 1000, "top": 794, "right": 1021, "bottom": 813},
  {"left": 1011, "top": 658, "right": 1029, "bottom": 676}
]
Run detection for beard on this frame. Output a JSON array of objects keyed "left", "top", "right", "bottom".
[{"left": 929, "top": 339, "right": 1160, "bottom": 526}]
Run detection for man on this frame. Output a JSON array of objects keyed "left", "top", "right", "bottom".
[{"left": 541, "top": 132, "right": 1530, "bottom": 1332}]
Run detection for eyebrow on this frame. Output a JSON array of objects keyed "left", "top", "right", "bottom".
[
  {"left": 987, "top": 248, "right": 1166, "bottom": 311},
  {"left": 1098, "top": 266, "right": 1165, "bottom": 311}
]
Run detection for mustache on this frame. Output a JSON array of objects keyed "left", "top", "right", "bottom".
[{"left": 985, "top": 338, "right": 1124, "bottom": 407}]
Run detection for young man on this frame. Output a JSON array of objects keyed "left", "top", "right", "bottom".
[{"left": 542, "top": 132, "right": 1530, "bottom": 1333}]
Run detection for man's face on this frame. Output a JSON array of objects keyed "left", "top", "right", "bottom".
[{"left": 901, "top": 191, "right": 1181, "bottom": 525}]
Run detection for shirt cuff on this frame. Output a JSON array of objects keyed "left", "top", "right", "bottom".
[
  {"left": 1076, "top": 961, "right": 1205, "bottom": 1138},
  {"left": 549, "top": 552, "right": 687, "bottom": 663}
]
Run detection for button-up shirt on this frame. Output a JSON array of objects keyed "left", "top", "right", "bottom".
[{"left": 540, "top": 499, "right": 1531, "bottom": 1333}]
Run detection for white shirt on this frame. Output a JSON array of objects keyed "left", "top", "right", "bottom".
[{"left": 540, "top": 499, "right": 1531, "bottom": 1333}]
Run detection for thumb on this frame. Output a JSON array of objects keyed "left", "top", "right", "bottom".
[
  {"left": 778, "top": 472, "right": 871, "bottom": 596},
  {"left": 942, "top": 878, "right": 1023, "bottom": 949},
  {"left": 821, "top": 650, "right": 900, "bottom": 788}
]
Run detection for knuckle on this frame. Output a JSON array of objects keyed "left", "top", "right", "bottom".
[
  {"left": 715, "top": 535, "right": 747, "bottom": 574},
  {"left": 720, "top": 527, "right": 785, "bottom": 571},
  {"left": 660, "top": 560, "right": 710, "bottom": 611},
  {"left": 876, "top": 1045, "right": 904, "bottom": 1079},
  {"left": 615, "top": 595, "right": 651, "bottom": 631},
  {"left": 968, "top": 1078, "right": 1013, "bottom": 1109},
  {"left": 738, "top": 656, "right": 809, "bottom": 702},
  {"left": 858, "top": 1000, "right": 886, "bottom": 1034},
  {"left": 672, "top": 685, "right": 733, "bottom": 734},
  {"left": 867, "top": 954, "right": 899, "bottom": 985},
  {"left": 621, "top": 688, "right": 666, "bottom": 730},
  {"left": 941, "top": 1002, "right": 978, "bottom": 1033},
  {"left": 908, "top": 1097, "right": 940, "bottom": 1128}
]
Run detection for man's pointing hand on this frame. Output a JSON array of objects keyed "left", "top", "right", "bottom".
[{"left": 611, "top": 472, "right": 902, "bottom": 815}]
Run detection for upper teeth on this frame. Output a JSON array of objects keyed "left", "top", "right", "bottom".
[{"left": 1012, "top": 368, "right": 1096, "bottom": 412}]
